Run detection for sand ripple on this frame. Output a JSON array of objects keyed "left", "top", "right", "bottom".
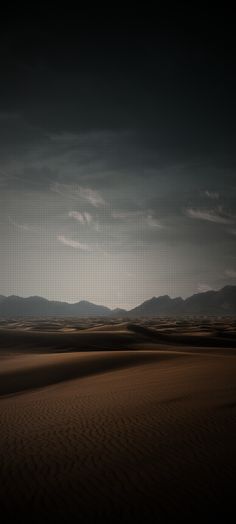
[{"left": 0, "top": 350, "right": 236, "bottom": 520}]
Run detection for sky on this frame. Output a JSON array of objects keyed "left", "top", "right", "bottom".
[{"left": 1, "top": 10, "right": 236, "bottom": 309}]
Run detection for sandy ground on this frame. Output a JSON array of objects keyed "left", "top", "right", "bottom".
[{"left": 0, "top": 320, "right": 236, "bottom": 520}]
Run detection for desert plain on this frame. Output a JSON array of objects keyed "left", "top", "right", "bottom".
[{"left": 0, "top": 317, "right": 236, "bottom": 520}]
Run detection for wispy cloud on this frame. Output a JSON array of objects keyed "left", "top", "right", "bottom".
[
  {"left": 112, "top": 211, "right": 144, "bottom": 220},
  {"left": 185, "top": 207, "right": 234, "bottom": 224},
  {"left": 205, "top": 190, "right": 219, "bottom": 199},
  {"left": 146, "top": 214, "right": 163, "bottom": 228},
  {"left": 68, "top": 211, "right": 93, "bottom": 225},
  {"left": 84, "top": 212, "right": 92, "bottom": 224},
  {"left": 197, "top": 283, "right": 213, "bottom": 293},
  {"left": 225, "top": 269, "right": 236, "bottom": 278},
  {"left": 112, "top": 210, "right": 163, "bottom": 228},
  {"left": 57, "top": 234, "right": 90, "bottom": 250},
  {"left": 0, "top": 168, "right": 19, "bottom": 186},
  {"left": 77, "top": 187, "right": 105, "bottom": 207},
  {"left": 51, "top": 183, "right": 105, "bottom": 207},
  {"left": 69, "top": 211, "right": 85, "bottom": 223}
]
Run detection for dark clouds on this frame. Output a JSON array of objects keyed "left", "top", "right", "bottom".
[
  {"left": 1, "top": 12, "right": 236, "bottom": 145},
  {"left": 0, "top": 10, "right": 236, "bottom": 306}
]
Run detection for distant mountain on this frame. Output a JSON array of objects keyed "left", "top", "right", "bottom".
[
  {"left": 0, "top": 286, "right": 236, "bottom": 317},
  {"left": 128, "top": 286, "right": 236, "bottom": 316},
  {"left": 70, "top": 301, "right": 111, "bottom": 316},
  {"left": 111, "top": 308, "right": 128, "bottom": 317},
  {"left": 183, "top": 285, "right": 236, "bottom": 315},
  {"left": 129, "top": 295, "right": 184, "bottom": 317},
  {"left": 0, "top": 295, "right": 111, "bottom": 317}
]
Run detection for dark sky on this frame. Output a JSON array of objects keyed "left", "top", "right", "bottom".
[{"left": 1, "top": 9, "right": 236, "bottom": 307}]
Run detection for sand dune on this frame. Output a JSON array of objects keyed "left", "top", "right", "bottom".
[
  {"left": 0, "top": 319, "right": 236, "bottom": 520},
  {"left": 0, "top": 350, "right": 182, "bottom": 396}
]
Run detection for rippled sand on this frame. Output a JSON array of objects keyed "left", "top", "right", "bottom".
[{"left": 0, "top": 320, "right": 236, "bottom": 520}]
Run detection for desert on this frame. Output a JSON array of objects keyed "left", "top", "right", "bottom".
[
  {"left": 2, "top": 10, "right": 236, "bottom": 522},
  {"left": 0, "top": 317, "right": 236, "bottom": 520}
]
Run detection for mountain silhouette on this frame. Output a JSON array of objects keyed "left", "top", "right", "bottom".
[
  {"left": 0, "top": 296, "right": 110, "bottom": 317},
  {"left": 129, "top": 295, "right": 184, "bottom": 317},
  {"left": 0, "top": 286, "right": 236, "bottom": 317}
]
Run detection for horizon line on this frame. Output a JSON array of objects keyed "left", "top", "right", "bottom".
[{"left": 0, "top": 284, "right": 234, "bottom": 311}]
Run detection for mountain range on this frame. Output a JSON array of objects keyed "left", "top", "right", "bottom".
[{"left": 0, "top": 286, "right": 236, "bottom": 317}]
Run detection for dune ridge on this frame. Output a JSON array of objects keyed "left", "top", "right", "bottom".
[{"left": 0, "top": 318, "right": 236, "bottom": 519}]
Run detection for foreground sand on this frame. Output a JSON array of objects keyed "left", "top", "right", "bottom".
[{"left": 0, "top": 320, "right": 236, "bottom": 520}]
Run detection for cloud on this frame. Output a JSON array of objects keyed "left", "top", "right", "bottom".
[
  {"left": 112, "top": 211, "right": 144, "bottom": 220},
  {"left": 0, "top": 168, "right": 19, "bottom": 186},
  {"left": 225, "top": 269, "right": 236, "bottom": 278},
  {"left": 57, "top": 234, "right": 90, "bottom": 250},
  {"left": 205, "top": 190, "right": 219, "bottom": 199},
  {"left": 69, "top": 211, "right": 85, "bottom": 223},
  {"left": 112, "top": 210, "right": 163, "bottom": 228},
  {"left": 69, "top": 210, "right": 93, "bottom": 224},
  {"left": 197, "top": 283, "right": 213, "bottom": 293},
  {"left": 146, "top": 214, "right": 163, "bottom": 228},
  {"left": 84, "top": 212, "right": 92, "bottom": 224},
  {"left": 185, "top": 207, "right": 234, "bottom": 224},
  {"left": 79, "top": 187, "right": 105, "bottom": 207},
  {"left": 51, "top": 183, "right": 105, "bottom": 207}
]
